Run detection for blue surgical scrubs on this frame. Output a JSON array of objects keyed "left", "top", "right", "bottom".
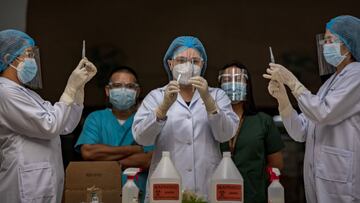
[{"left": 75, "top": 108, "right": 153, "bottom": 203}]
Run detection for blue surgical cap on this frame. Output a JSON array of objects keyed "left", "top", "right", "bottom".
[
  {"left": 326, "top": 15, "right": 360, "bottom": 62},
  {"left": 0, "top": 29, "right": 35, "bottom": 72},
  {"left": 163, "top": 36, "right": 208, "bottom": 80}
]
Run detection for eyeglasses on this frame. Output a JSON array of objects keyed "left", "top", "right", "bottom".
[
  {"left": 319, "top": 36, "right": 342, "bottom": 45},
  {"left": 108, "top": 82, "right": 139, "bottom": 90},
  {"left": 24, "top": 46, "right": 39, "bottom": 58},
  {"left": 173, "top": 56, "right": 203, "bottom": 66},
  {"left": 17, "top": 46, "right": 39, "bottom": 61}
]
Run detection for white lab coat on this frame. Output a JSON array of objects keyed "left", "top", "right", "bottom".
[
  {"left": 283, "top": 62, "right": 360, "bottom": 203},
  {"left": 0, "top": 77, "right": 83, "bottom": 203},
  {"left": 132, "top": 85, "right": 239, "bottom": 200}
]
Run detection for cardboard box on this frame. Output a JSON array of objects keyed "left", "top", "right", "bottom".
[{"left": 64, "top": 161, "right": 122, "bottom": 203}]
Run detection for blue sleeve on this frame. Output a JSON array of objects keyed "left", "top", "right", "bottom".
[
  {"left": 74, "top": 112, "right": 101, "bottom": 152},
  {"left": 143, "top": 145, "right": 155, "bottom": 153}
]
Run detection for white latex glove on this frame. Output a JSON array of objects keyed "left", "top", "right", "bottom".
[
  {"left": 188, "top": 76, "right": 217, "bottom": 114},
  {"left": 77, "top": 58, "right": 97, "bottom": 105},
  {"left": 263, "top": 63, "right": 307, "bottom": 98},
  {"left": 268, "top": 80, "right": 293, "bottom": 117},
  {"left": 74, "top": 85, "right": 84, "bottom": 105},
  {"left": 60, "top": 59, "right": 97, "bottom": 105},
  {"left": 83, "top": 57, "right": 97, "bottom": 83},
  {"left": 156, "top": 80, "right": 180, "bottom": 119}
]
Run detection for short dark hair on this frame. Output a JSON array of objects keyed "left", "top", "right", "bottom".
[
  {"left": 220, "top": 62, "right": 257, "bottom": 115},
  {"left": 107, "top": 66, "right": 139, "bottom": 84}
]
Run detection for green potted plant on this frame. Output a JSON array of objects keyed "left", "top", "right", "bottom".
[{"left": 182, "top": 190, "right": 207, "bottom": 203}]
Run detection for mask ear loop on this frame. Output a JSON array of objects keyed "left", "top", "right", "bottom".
[
  {"left": 9, "top": 57, "right": 23, "bottom": 71},
  {"left": 339, "top": 43, "right": 350, "bottom": 58},
  {"left": 336, "top": 43, "right": 350, "bottom": 66}
]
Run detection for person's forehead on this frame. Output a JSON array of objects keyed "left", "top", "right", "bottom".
[
  {"left": 110, "top": 71, "right": 136, "bottom": 83},
  {"left": 224, "top": 66, "right": 241, "bottom": 74},
  {"left": 324, "top": 29, "right": 337, "bottom": 39},
  {"left": 24, "top": 47, "right": 34, "bottom": 52},
  {"left": 176, "top": 48, "right": 201, "bottom": 58}
]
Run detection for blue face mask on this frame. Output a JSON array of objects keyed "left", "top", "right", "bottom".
[
  {"left": 221, "top": 82, "right": 247, "bottom": 103},
  {"left": 323, "top": 43, "right": 348, "bottom": 67},
  {"left": 12, "top": 58, "right": 38, "bottom": 84},
  {"left": 109, "top": 88, "right": 137, "bottom": 110}
]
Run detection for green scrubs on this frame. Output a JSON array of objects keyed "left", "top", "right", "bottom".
[{"left": 220, "top": 112, "right": 284, "bottom": 203}]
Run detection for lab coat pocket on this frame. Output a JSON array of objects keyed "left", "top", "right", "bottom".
[
  {"left": 18, "top": 162, "right": 55, "bottom": 202},
  {"left": 316, "top": 146, "right": 353, "bottom": 183}
]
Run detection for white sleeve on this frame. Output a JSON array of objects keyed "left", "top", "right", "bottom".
[
  {"left": 208, "top": 89, "right": 239, "bottom": 143},
  {"left": 132, "top": 90, "right": 165, "bottom": 146},
  {"left": 282, "top": 109, "right": 308, "bottom": 142},
  {"left": 61, "top": 103, "right": 83, "bottom": 135},
  {"left": 0, "top": 87, "right": 79, "bottom": 140},
  {"left": 297, "top": 68, "right": 360, "bottom": 125}
]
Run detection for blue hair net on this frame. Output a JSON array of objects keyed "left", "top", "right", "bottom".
[
  {"left": 163, "top": 36, "right": 207, "bottom": 80},
  {"left": 326, "top": 15, "right": 360, "bottom": 62},
  {"left": 0, "top": 29, "right": 35, "bottom": 72}
]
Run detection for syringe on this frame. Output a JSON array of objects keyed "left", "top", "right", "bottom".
[{"left": 269, "top": 46, "right": 275, "bottom": 63}]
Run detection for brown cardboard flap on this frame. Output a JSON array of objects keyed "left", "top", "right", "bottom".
[{"left": 65, "top": 161, "right": 122, "bottom": 190}]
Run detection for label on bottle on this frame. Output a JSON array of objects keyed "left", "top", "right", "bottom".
[
  {"left": 216, "top": 184, "right": 242, "bottom": 201},
  {"left": 153, "top": 184, "right": 180, "bottom": 200}
]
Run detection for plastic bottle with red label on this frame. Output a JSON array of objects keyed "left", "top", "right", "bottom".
[
  {"left": 210, "top": 152, "right": 243, "bottom": 203},
  {"left": 122, "top": 168, "right": 141, "bottom": 203},
  {"left": 267, "top": 167, "right": 284, "bottom": 203},
  {"left": 149, "top": 151, "right": 182, "bottom": 203}
]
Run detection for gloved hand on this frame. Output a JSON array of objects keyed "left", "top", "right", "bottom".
[
  {"left": 268, "top": 80, "right": 293, "bottom": 117},
  {"left": 83, "top": 57, "right": 97, "bottom": 83},
  {"left": 60, "top": 59, "right": 97, "bottom": 105},
  {"left": 74, "top": 85, "right": 84, "bottom": 105},
  {"left": 189, "top": 76, "right": 217, "bottom": 114},
  {"left": 155, "top": 80, "right": 180, "bottom": 119},
  {"left": 263, "top": 63, "right": 307, "bottom": 98}
]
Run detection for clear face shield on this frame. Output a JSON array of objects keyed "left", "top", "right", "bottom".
[
  {"left": 218, "top": 68, "right": 248, "bottom": 103},
  {"left": 316, "top": 34, "right": 336, "bottom": 76},
  {"left": 171, "top": 56, "right": 203, "bottom": 85},
  {"left": 14, "top": 46, "right": 43, "bottom": 89}
]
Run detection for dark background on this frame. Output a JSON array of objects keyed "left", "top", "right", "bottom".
[{"left": 25, "top": 0, "right": 359, "bottom": 108}]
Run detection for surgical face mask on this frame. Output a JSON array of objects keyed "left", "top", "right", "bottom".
[
  {"left": 109, "top": 88, "right": 137, "bottom": 110},
  {"left": 221, "top": 82, "right": 247, "bottom": 103},
  {"left": 11, "top": 58, "right": 38, "bottom": 84},
  {"left": 323, "top": 43, "right": 348, "bottom": 67},
  {"left": 172, "top": 62, "right": 201, "bottom": 85}
]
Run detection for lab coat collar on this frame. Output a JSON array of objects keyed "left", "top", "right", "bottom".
[
  {"left": 0, "top": 77, "right": 25, "bottom": 90},
  {"left": 338, "top": 62, "right": 359, "bottom": 77}
]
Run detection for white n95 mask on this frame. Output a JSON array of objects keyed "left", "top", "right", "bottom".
[{"left": 172, "top": 62, "right": 201, "bottom": 85}]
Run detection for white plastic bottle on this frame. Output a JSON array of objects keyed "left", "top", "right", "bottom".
[
  {"left": 150, "top": 151, "right": 182, "bottom": 203},
  {"left": 210, "top": 152, "right": 243, "bottom": 203},
  {"left": 122, "top": 168, "right": 141, "bottom": 203},
  {"left": 90, "top": 192, "right": 99, "bottom": 203},
  {"left": 267, "top": 168, "right": 284, "bottom": 203}
]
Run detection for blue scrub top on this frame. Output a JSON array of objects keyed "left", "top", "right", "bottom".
[{"left": 75, "top": 108, "right": 153, "bottom": 202}]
